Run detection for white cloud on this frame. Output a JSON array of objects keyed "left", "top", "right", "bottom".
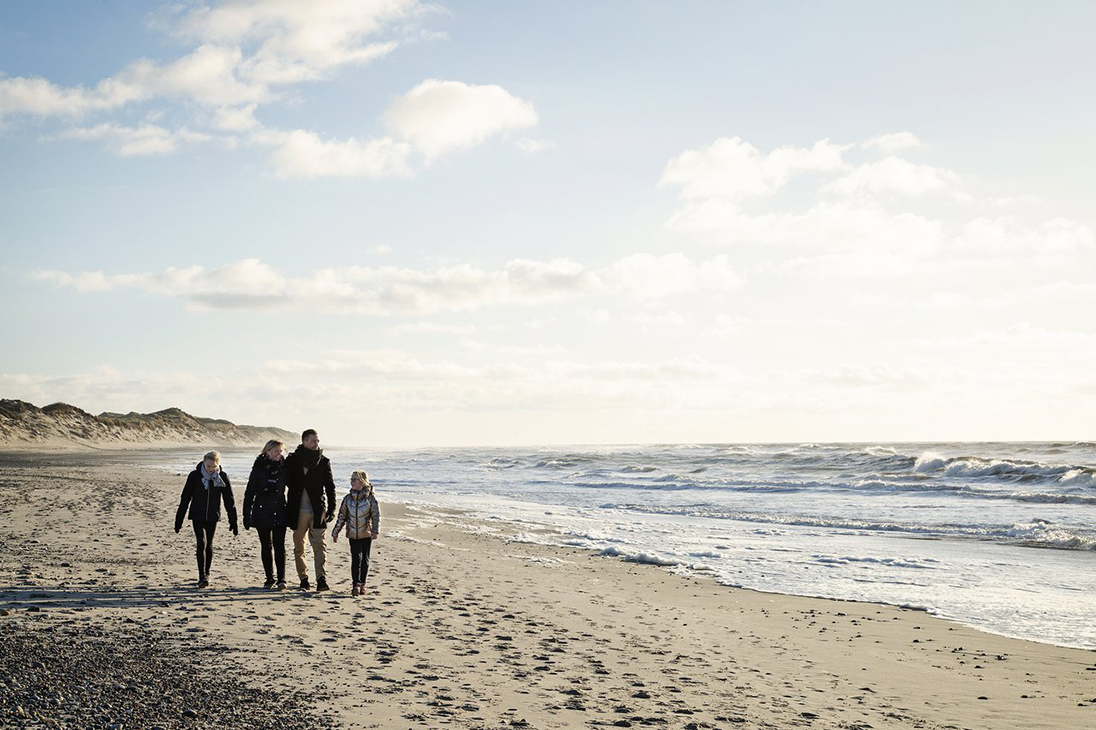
[
  {"left": 169, "top": 0, "right": 422, "bottom": 85},
  {"left": 0, "top": 345, "right": 747, "bottom": 438},
  {"left": 954, "top": 216, "right": 1094, "bottom": 255},
  {"left": 246, "top": 78, "right": 539, "bottom": 177},
  {"left": 0, "top": 44, "right": 265, "bottom": 119},
  {"left": 822, "top": 156, "right": 966, "bottom": 200},
  {"left": 120, "top": 44, "right": 265, "bottom": 107},
  {"left": 659, "top": 131, "right": 1094, "bottom": 285},
  {"left": 255, "top": 128, "right": 413, "bottom": 178},
  {"left": 602, "top": 253, "right": 741, "bottom": 298},
  {"left": 29, "top": 253, "right": 741, "bottom": 315},
  {"left": 627, "top": 311, "right": 691, "bottom": 327},
  {"left": 905, "top": 325, "right": 1096, "bottom": 371},
  {"left": 2, "top": 1, "right": 427, "bottom": 120},
  {"left": 659, "top": 136, "right": 847, "bottom": 201},
  {"left": 390, "top": 322, "right": 478, "bottom": 335},
  {"left": 383, "top": 79, "right": 539, "bottom": 159},
  {"left": 860, "top": 131, "right": 922, "bottom": 154},
  {"left": 212, "top": 103, "right": 259, "bottom": 131},
  {"left": 668, "top": 197, "right": 945, "bottom": 254},
  {"left": 2, "top": 5, "right": 540, "bottom": 174},
  {"left": 55, "top": 123, "right": 219, "bottom": 156},
  {"left": 0, "top": 73, "right": 146, "bottom": 117}
]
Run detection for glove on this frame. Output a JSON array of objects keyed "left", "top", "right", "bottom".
[
  {"left": 230, "top": 523, "right": 239, "bottom": 536},
  {"left": 243, "top": 519, "right": 251, "bottom": 531},
  {"left": 174, "top": 525, "right": 181, "bottom": 534}
]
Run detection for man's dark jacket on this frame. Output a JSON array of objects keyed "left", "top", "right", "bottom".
[{"left": 285, "top": 445, "right": 337, "bottom": 529}]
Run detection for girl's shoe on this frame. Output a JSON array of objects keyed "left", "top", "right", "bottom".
[
  {"left": 350, "top": 584, "right": 359, "bottom": 596},
  {"left": 197, "top": 577, "right": 209, "bottom": 589},
  {"left": 263, "top": 578, "right": 276, "bottom": 589},
  {"left": 276, "top": 580, "right": 287, "bottom": 591}
]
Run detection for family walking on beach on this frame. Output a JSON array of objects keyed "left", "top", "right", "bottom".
[{"left": 174, "top": 429, "right": 380, "bottom": 595}]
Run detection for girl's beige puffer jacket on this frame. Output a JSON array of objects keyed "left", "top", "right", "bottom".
[{"left": 331, "top": 487, "right": 380, "bottom": 540}]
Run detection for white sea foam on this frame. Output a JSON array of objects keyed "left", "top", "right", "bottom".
[{"left": 194, "top": 441, "right": 1096, "bottom": 650}]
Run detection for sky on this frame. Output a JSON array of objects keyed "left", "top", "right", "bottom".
[{"left": 1, "top": 0, "right": 1094, "bottom": 447}]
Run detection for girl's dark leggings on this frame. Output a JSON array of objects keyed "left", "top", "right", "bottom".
[
  {"left": 349, "top": 537, "right": 372, "bottom": 584},
  {"left": 192, "top": 520, "right": 217, "bottom": 577},
  {"left": 256, "top": 525, "right": 287, "bottom": 582}
]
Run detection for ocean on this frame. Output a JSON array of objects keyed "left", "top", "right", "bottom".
[{"left": 163, "top": 441, "right": 1096, "bottom": 650}]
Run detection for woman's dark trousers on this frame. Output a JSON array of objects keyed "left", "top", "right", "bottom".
[
  {"left": 192, "top": 520, "right": 217, "bottom": 578},
  {"left": 349, "top": 537, "right": 372, "bottom": 585},
  {"left": 257, "top": 526, "right": 287, "bottom": 582}
]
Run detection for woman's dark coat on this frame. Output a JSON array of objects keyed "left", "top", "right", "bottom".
[
  {"left": 175, "top": 463, "right": 237, "bottom": 530},
  {"left": 242, "top": 454, "right": 289, "bottom": 530}
]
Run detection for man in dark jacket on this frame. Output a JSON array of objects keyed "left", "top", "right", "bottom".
[{"left": 285, "top": 429, "right": 337, "bottom": 591}]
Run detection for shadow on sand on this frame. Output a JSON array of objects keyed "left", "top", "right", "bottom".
[{"left": 0, "top": 584, "right": 344, "bottom": 610}]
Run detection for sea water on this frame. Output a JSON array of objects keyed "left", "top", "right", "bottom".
[{"left": 163, "top": 442, "right": 1096, "bottom": 650}]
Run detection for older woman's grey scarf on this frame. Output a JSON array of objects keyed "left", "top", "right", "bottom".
[{"left": 200, "top": 462, "right": 225, "bottom": 491}]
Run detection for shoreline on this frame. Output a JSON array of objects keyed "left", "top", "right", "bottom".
[
  {"left": 372, "top": 491, "right": 1096, "bottom": 654},
  {"left": 2, "top": 452, "right": 1095, "bottom": 728},
  {"left": 388, "top": 497, "right": 1096, "bottom": 650}
]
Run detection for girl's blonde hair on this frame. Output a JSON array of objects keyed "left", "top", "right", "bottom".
[
  {"left": 203, "top": 451, "right": 221, "bottom": 465},
  {"left": 351, "top": 470, "right": 372, "bottom": 487},
  {"left": 259, "top": 439, "right": 286, "bottom": 457}
]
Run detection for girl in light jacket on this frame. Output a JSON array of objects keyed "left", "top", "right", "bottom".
[{"left": 330, "top": 470, "right": 380, "bottom": 596}]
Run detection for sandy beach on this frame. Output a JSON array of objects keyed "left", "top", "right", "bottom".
[{"left": 1, "top": 451, "right": 1094, "bottom": 729}]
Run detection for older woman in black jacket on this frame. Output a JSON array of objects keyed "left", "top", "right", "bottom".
[
  {"left": 243, "top": 439, "right": 289, "bottom": 589},
  {"left": 175, "top": 451, "right": 238, "bottom": 588}
]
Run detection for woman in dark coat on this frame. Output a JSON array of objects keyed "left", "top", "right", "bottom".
[
  {"left": 175, "top": 451, "right": 238, "bottom": 589},
  {"left": 243, "top": 439, "right": 289, "bottom": 589}
]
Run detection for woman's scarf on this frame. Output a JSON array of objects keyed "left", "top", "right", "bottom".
[
  {"left": 261, "top": 455, "right": 285, "bottom": 491},
  {"left": 293, "top": 444, "right": 322, "bottom": 470},
  {"left": 200, "top": 462, "right": 225, "bottom": 491},
  {"left": 262, "top": 454, "right": 285, "bottom": 476}
]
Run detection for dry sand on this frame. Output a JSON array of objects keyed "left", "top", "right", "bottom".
[{"left": 1, "top": 451, "right": 1094, "bottom": 729}]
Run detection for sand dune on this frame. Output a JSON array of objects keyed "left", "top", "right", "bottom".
[{"left": 0, "top": 399, "right": 295, "bottom": 450}]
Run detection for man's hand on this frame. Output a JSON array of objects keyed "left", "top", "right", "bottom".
[
  {"left": 231, "top": 524, "right": 239, "bottom": 537},
  {"left": 174, "top": 526, "right": 181, "bottom": 534},
  {"left": 371, "top": 532, "right": 379, "bottom": 540}
]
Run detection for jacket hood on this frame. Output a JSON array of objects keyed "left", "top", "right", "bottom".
[{"left": 254, "top": 453, "right": 285, "bottom": 470}]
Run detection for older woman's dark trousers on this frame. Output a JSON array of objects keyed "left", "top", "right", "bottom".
[{"left": 192, "top": 520, "right": 216, "bottom": 578}]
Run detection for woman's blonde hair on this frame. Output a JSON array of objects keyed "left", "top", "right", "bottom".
[
  {"left": 203, "top": 451, "right": 221, "bottom": 465},
  {"left": 351, "top": 470, "right": 372, "bottom": 487},
  {"left": 259, "top": 439, "right": 286, "bottom": 457}
]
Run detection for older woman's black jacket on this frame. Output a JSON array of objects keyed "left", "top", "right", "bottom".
[{"left": 175, "top": 464, "right": 237, "bottom": 530}]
